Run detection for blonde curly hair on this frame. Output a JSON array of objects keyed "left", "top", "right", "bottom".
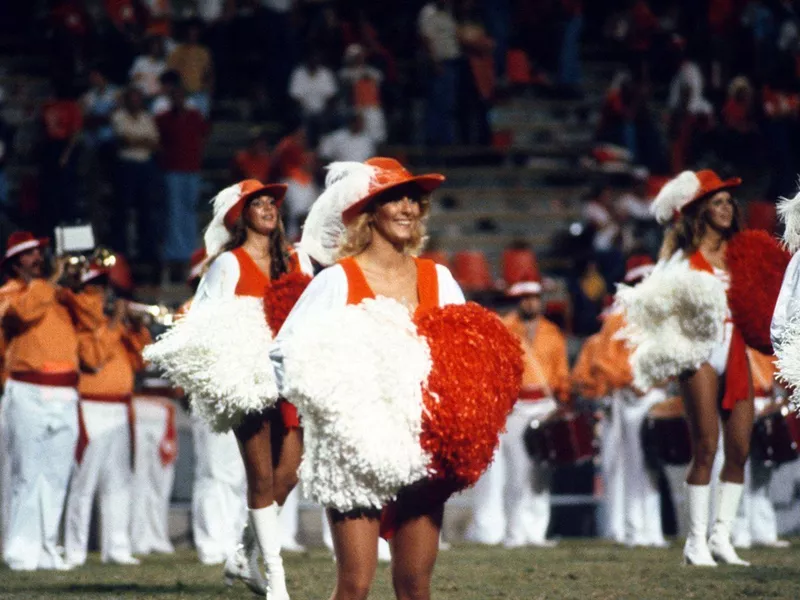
[{"left": 337, "top": 191, "right": 431, "bottom": 259}]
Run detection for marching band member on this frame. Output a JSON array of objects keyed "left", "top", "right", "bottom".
[
  {"left": 0, "top": 231, "right": 102, "bottom": 570},
  {"left": 64, "top": 265, "right": 150, "bottom": 567},
  {"left": 184, "top": 248, "right": 250, "bottom": 568},
  {"left": 146, "top": 179, "right": 314, "bottom": 600},
  {"left": 271, "top": 158, "right": 521, "bottom": 600},
  {"left": 617, "top": 170, "right": 753, "bottom": 566},
  {"left": 732, "top": 348, "right": 790, "bottom": 549},
  {"left": 467, "top": 279, "right": 569, "bottom": 548},
  {"left": 595, "top": 255, "right": 668, "bottom": 547}
]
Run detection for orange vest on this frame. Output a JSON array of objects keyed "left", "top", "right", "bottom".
[
  {"left": 502, "top": 312, "right": 570, "bottom": 402},
  {"left": 338, "top": 257, "right": 439, "bottom": 314},
  {"left": 232, "top": 246, "right": 301, "bottom": 297}
]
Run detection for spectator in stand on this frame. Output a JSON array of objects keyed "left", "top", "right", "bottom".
[
  {"left": 288, "top": 48, "right": 338, "bottom": 146},
  {"left": 419, "top": 0, "right": 461, "bottom": 146},
  {"left": 308, "top": 6, "right": 345, "bottom": 69},
  {"left": 281, "top": 160, "right": 318, "bottom": 241},
  {"left": 151, "top": 70, "right": 200, "bottom": 116},
  {"left": 110, "top": 87, "right": 161, "bottom": 277},
  {"left": 339, "top": 44, "right": 387, "bottom": 144},
  {"left": 568, "top": 257, "right": 607, "bottom": 336},
  {"left": 130, "top": 35, "right": 168, "bottom": 105},
  {"left": 741, "top": 0, "right": 776, "bottom": 80},
  {"left": 261, "top": 0, "right": 298, "bottom": 118},
  {"left": 167, "top": 19, "right": 213, "bottom": 118},
  {"left": 615, "top": 168, "right": 658, "bottom": 255},
  {"left": 48, "top": 0, "right": 93, "bottom": 83},
  {"left": 762, "top": 58, "right": 800, "bottom": 200},
  {"left": 81, "top": 67, "right": 119, "bottom": 179},
  {"left": 667, "top": 49, "right": 713, "bottom": 117},
  {"left": 456, "top": 0, "right": 495, "bottom": 145},
  {"left": 155, "top": 83, "right": 209, "bottom": 280},
  {"left": 231, "top": 127, "right": 271, "bottom": 183},
  {"left": 625, "top": 0, "right": 660, "bottom": 81},
  {"left": 558, "top": 0, "right": 583, "bottom": 93},
  {"left": 318, "top": 111, "right": 376, "bottom": 164},
  {"left": 719, "top": 76, "right": 761, "bottom": 170},
  {"left": 39, "top": 83, "right": 84, "bottom": 235},
  {"left": 0, "top": 88, "right": 14, "bottom": 212},
  {"left": 582, "top": 184, "right": 625, "bottom": 287}
]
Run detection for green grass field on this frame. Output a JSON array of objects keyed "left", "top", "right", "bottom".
[{"left": 2, "top": 541, "right": 799, "bottom": 599}]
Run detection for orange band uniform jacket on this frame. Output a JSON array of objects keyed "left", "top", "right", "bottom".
[
  {"left": 502, "top": 312, "right": 570, "bottom": 402},
  {"left": 571, "top": 333, "right": 608, "bottom": 400},
  {"left": 747, "top": 347, "right": 775, "bottom": 398},
  {"left": 2, "top": 279, "right": 99, "bottom": 376},
  {"left": 590, "top": 311, "right": 636, "bottom": 392},
  {"left": 77, "top": 289, "right": 152, "bottom": 397}
]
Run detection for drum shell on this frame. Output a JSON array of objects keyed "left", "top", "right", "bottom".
[
  {"left": 526, "top": 409, "right": 595, "bottom": 465},
  {"left": 751, "top": 404, "right": 800, "bottom": 465},
  {"left": 642, "top": 415, "right": 692, "bottom": 470}
]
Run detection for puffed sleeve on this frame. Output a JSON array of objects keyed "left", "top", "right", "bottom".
[
  {"left": 772, "top": 252, "right": 800, "bottom": 350},
  {"left": 5, "top": 280, "right": 58, "bottom": 327},
  {"left": 435, "top": 265, "right": 466, "bottom": 306},
  {"left": 192, "top": 252, "right": 239, "bottom": 309},
  {"left": 270, "top": 264, "right": 348, "bottom": 390}
]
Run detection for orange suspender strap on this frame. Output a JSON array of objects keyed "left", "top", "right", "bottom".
[
  {"left": 414, "top": 258, "right": 439, "bottom": 312},
  {"left": 688, "top": 250, "right": 749, "bottom": 410},
  {"left": 339, "top": 257, "right": 375, "bottom": 305}
]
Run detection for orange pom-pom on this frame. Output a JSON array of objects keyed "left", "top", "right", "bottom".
[
  {"left": 726, "top": 230, "right": 791, "bottom": 355},
  {"left": 264, "top": 271, "right": 312, "bottom": 334},
  {"left": 414, "top": 303, "right": 523, "bottom": 497}
]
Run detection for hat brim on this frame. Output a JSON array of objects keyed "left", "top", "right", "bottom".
[
  {"left": 2, "top": 237, "right": 50, "bottom": 266},
  {"left": 681, "top": 177, "right": 742, "bottom": 213},
  {"left": 241, "top": 183, "right": 288, "bottom": 207},
  {"left": 342, "top": 174, "right": 446, "bottom": 224}
]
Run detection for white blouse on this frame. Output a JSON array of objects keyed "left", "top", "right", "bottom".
[{"left": 772, "top": 252, "right": 800, "bottom": 349}]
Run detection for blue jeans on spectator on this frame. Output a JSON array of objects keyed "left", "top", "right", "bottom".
[
  {"left": 163, "top": 171, "right": 200, "bottom": 262},
  {"left": 188, "top": 92, "right": 211, "bottom": 119},
  {"left": 115, "top": 158, "right": 163, "bottom": 263},
  {"left": 0, "top": 169, "right": 8, "bottom": 209},
  {"left": 425, "top": 59, "right": 459, "bottom": 146},
  {"left": 559, "top": 14, "right": 583, "bottom": 87}
]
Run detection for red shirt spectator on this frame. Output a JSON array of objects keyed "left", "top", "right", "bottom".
[
  {"left": 155, "top": 101, "right": 209, "bottom": 172},
  {"left": 232, "top": 148, "right": 271, "bottom": 182},
  {"left": 629, "top": 0, "right": 659, "bottom": 52},
  {"left": 41, "top": 100, "right": 83, "bottom": 141}
]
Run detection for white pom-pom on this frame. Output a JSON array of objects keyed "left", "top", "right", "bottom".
[
  {"left": 204, "top": 183, "right": 243, "bottom": 257},
  {"left": 775, "top": 315, "right": 800, "bottom": 411},
  {"left": 299, "top": 162, "right": 377, "bottom": 266},
  {"left": 281, "top": 296, "right": 432, "bottom": 511},
  {"left": 143, "top": 296, "right": 279, "bottom": 432},
  {"left": 651, "top": 171, "right": 701, "bottom": 224},
  {"left": 614, "top": 253, "right": 727, "bottom": 389},
  {"left": 778, "top": 186, "right": 800, "bottom": 254}
]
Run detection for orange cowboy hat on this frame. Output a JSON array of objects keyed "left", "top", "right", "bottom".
[
  {"left": 652, "top": 169, "right": 741, "bottom": 224},
  {"left": 341, "top": 157, "right": 445, "bottom": 224},
  {"left": 205, "top": 180, "right": 288, "bottom": 257}
]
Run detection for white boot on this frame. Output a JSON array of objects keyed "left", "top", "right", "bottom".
[
  {"left": 682, "top": 484, "right": 717, "bottom": 567},
  {"left": 250, "top": 504, "right": 291, "bottom": 600},
  {"left": 708, "top": 482, "right": 750, "bottom": 566},
  {"left": 223, "top": 521, "right": 268, "bottom": 595}
]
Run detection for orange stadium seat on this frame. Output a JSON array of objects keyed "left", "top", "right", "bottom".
[
  {"left": 420, "top": 249, "right": 451, "bottom": 269},
  {"left": 452, "top": 250, "right": 494, "bottom": 292},
  {"left": 502, "top": 247, "right": 540, "bottom": 287}
]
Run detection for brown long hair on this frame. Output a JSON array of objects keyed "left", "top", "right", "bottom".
[
  {"left": 659, "top": 191, "right": 743, "bottom": 259},
  {"left": 217, "top": 197, "right": 292, "bottom": 279}
]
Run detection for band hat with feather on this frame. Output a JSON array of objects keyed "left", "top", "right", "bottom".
[
  {"left": 340, "top": 157, "right": 445, "bottom": 224},
  {"left": 507, "top": 281, "right": 542, "bottom": 297},
  {"left": 204, "top": 180, "right": 288, "bottom": 257},
  {"left": 651, "top": 169, "right": 742, "bottom": 225},
  {"left": 623, "top": 254, "right": 655, "bottom": 283},
  {"left": 778, "top": 185, "right": 800, "bottom": 254},
  {"left": 3, "top": 231, "right": 50, "bottom": 264}
]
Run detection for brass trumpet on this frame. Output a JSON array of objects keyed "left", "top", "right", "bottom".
[{"left": 126, "top": 301, "right": 176, "bottom": 326}]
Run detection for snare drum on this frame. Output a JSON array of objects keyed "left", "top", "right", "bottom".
[
  {"left": 642, "top": 396, "right": 692, "bottom": 469},
  {"left": 751, "top": 403, "right": 800, "bottom": 465},
  {"left": 524, "top": 408, "right": 596, "bottom": 465}
]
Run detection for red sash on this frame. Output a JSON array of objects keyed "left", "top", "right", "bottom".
[{"left": 688, "top": 250, "right": 750, "bottom": 410}]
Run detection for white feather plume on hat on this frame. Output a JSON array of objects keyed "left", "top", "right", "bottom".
[
  {"left": 650, "top": 171, "right": 701, "bottom": 224},
  {"left": 204, "top": 183, "right": 243, "bottom": 258},
  {"left": 778, "top": 185, "right": 800, "bottom": 253},
  {"left": 299, "top": 162, "right": 377, "bottom": 266}
]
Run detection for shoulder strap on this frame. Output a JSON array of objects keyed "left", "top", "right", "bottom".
[
  {"left": 338, "top": 257, "right": 375, "bottom": 305},
  {"left": 688, "top": 249, "right": 714, "bottom": 274},
  {"left": 414, "top": 258, "right": 440, "bottom": 310}
]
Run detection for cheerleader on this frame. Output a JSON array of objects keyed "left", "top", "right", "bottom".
[
  {"left": 271, "top": 157, "right": 521, "bottom": 600},
  {"left": 622, "top": 170, "right": 754, "bottom": 566},
  {"left": 145, "top": 180, "right": 313, "bottom": 599}
]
